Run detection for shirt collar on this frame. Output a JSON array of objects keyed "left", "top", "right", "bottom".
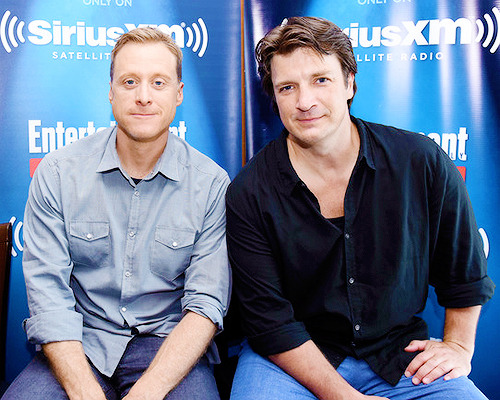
[
  {"left": 153, "top": 133, "right": 180, "bottom": 182},
  {"left": 275, "top": 115, "right": 376, "bottom": 195},
  {"left": 351, "top": 116, "right": 376, "bottom": 171},
  {"left": 96, "top": 126, "right": 121, "bottom": 173},
  {"left": 275, "top": 129, "right": 302, "bottom": 195},
  {"left": 96, "top": 127, "right": 180, "bottom": 182}
]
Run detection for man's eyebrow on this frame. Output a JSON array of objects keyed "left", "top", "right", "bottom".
[
  {"left": 310, "top": 69, "right": 333, "bottom": 78},
  {"left": 115, "top": 72, "right": 175, "bottom": 82},
  {"left": 273, "top": 78, "right": 295, "bottom": 87},
  {"left": 115, "top": 72, "right": 139, "bottom": 81},
  {"left": 273, "top": 69, "right": 333, "bottom": 87}
]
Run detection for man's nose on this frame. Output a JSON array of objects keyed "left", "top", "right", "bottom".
[
  {"left": 136, "top": 83, "right": 152, "bottom": 105},
  {"left": 296, "top": 86, "right": 316, "bottom": 111}
]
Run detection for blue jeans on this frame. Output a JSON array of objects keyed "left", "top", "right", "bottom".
[
  {"left": 230, "top": 340, "right": 488, "bottom": 400},
  {"left": 2, "top": 335, "right": 220, "bottom": 399}
]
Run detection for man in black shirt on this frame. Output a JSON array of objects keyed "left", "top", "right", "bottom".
[{"left": 226, "top": 16, "right": 494, "bottom": 400}]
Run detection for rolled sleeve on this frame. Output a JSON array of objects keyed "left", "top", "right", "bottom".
[
  {"left": 23, "top": 156, "right": 83, "bottom": 344},
  {"left": 435, "top": 276, "right": 495, "bottom": 308},
  {"left": 23, "top": 310, "right": 83, "bottom": 344},
  {"left": 182, "top": 173, "right": 231, "bottom": 331},
  {"left": 248, "top": 321, "right": 311, "bottom": 356}
]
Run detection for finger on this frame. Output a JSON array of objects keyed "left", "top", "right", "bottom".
[
  {"left": 420, "top": 362, "right": 452, "bottom": 384},
  {"left": 410, "top": 355, "right": 444, "bottom": 384},
  {"left": 443, "top": 368, "right": 465, "bottom": 381},
  {"left": 404, "top": 349, "right": 435, "bottom": 377},
  {"left": 404, "top": 340, "right": 427, "bottom": 352}
]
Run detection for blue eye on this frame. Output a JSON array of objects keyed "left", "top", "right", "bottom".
[
  {"left": 125, "top": 79, "right": 135, "bottom": 85},
  {"left": 317, "top": 77, "right": 328, "bottom": 83},
  {"left": 279, "top": 85, "right": 293, "bottom": 92}
]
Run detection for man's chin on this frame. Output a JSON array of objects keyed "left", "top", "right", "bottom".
[{"left": 117, "top": 126, "right": 167, "bottom": 143}]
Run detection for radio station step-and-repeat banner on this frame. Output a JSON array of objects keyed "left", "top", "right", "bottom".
[
  {"left": 244, "top": 0, "right": 499, "bottom": 398},
  {"left": 1, "top": 0, "right": 499, "bottom": 398},
  {"left": 0, "top": 0, "right": 241, "bottom": 383}
]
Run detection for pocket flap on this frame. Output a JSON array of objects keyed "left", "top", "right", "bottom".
[
  {"left": 155, "top": 227, "right": 195, "bottom": 250},
  {"left": 70, "top": 221, "right": 110, "bottom": 241}
]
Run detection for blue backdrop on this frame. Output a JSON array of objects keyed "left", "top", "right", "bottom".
[{"left": 1, "top": 0, "right": 499, "bottom": 398}]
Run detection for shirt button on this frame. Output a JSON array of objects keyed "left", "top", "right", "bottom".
[
  {"left": 121, "top": 307, "right": 127, "bottom": 312},
  {"left": 348, "top": 277, "right": 355, "bottom": 284},
  {"left": 345, "top": 233, "right": 350, "bottom": 239},
  {"left": 354, "top": 324, "right": 360, "bottom": 331},
  {"left": 129, "top": 231, "right": 135, "bottom": 238},
  {"left": 86, "top": 233, "right": 93, "bottom": 240},
  {"left": 134, "top": 190, "right": 139, "bottom": 197},
  {"left": 125, "top": 271, "right": 131, "bottom": 277},
  {"left": 172, "top": 241, "right": 178, "bottom": 248}
]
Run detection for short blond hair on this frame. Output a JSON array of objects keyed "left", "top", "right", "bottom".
[{"left": 110, "top": 27, "right": 183, "bottom": 82}]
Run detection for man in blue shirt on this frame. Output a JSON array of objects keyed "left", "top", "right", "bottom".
[
  {"left": 227, "top": 17, "right": 494, "bottom": 400},
  {"left": 4, "top": 27, "right": 230, "bottom": 400}
]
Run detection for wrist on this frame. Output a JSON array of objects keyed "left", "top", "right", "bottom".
[
  {"left": 128, "top": 372, "right": 173, "bottom": 400},
  {"left": 443, "top": 338, "right": 474, "bottom": 357}
]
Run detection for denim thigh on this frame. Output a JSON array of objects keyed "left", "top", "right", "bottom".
[
  {"left": 338, "top": 356, "right": 488, "bottom": 400},
  {"left": 229, "top": 341, "right": 487, "bottom": 400},
  {"left": 2, "top": 336, "right": 219, "bottom": 400},
  {"left": 229, "top": 340, "right": 317, "bottom": 400},
  {"left": 1, "top": 351, "right": 118, "bottom": 400},
  {"left": 112, "top": 335, "right": 220, "bottom": 399}
]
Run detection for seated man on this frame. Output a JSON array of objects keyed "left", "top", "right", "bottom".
[
  {"left": 226, "top": 17, "right": 494, "bottom": 400},
  {"left": 4, "top": 27, "right": 230, "bottom": 400}
]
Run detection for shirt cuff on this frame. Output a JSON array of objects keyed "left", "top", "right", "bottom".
[
  {"left": 23, "top": 310, "right": 83, "bottom": 344},
  {"left": 435, "top": 275, "right": 495, "bottom": 308},
  {"left": 248, "top": 321, "right": 311, "bottom": 356},
  {"left": 183, "top": 294, "right": 227, "bottom": 331}
]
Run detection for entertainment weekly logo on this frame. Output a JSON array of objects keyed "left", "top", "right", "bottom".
[
  {"left": 0, "top": 10, "right": 209, "bottom": 57},
  {"left": 27, "top": 119, "right": 187, "bottom": 176},
  {"left": 342, "top": 6, "right": 500, "bottom": 53}
]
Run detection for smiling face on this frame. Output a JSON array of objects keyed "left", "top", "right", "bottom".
[
  {"left": 271, "top": 47, "right": 354, "bottom": 149},
  {"left": 109, "top": 41, "right": 183, "bottom": 145}
]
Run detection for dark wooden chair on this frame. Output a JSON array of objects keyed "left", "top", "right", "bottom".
[{"left": 0, "top": 222, "right": 12, "bottom": 383}]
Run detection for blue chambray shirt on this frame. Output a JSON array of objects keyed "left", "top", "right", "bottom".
[{"left": 22, "top": 127, "right": 231, "bottom": 376}]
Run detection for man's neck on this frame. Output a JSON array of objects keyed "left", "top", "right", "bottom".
[
  {"left": 287, "top": 120, "right": 360, "bottom": 219},
  {"left": 116, "top": 131, "right": 168, "bottom": 179},
  {"left": 287, "top": 120, "right": 360, "bottom": 180}
]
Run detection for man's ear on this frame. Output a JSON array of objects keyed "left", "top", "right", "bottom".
[
  {"left": 347, "top": 73, "right": 355, "bottom": 99},
  {"left": 176, "top": 81, "right": 184, "bottom": 107},
  {"left": 109, "top": 82, "right": 114, "bottom": 104}
]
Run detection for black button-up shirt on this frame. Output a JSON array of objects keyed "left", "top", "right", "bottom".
[{"left": 226, "top": 117, "right": 494, "bottom": 385}]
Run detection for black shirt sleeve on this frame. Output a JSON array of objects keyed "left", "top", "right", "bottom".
[
  {"left": 226, "top": 180, "right": 311, "bottom": 356},
  {"left": 427, "top": 143, "right": 495, "bottom": 307}
]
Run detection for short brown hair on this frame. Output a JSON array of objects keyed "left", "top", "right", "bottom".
[
  {"left": 110, "top": 27, "right": 183, "bottom": 82},
  {"left": 255, "top": 16, "right": 358, "bottom": 112}
]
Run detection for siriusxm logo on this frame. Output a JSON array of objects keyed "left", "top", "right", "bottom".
[
  {"left": 8, "top": 216, "right": 23, "bottom": 257},
  {"left": 0, "top": 10, "right": 209, "bottom": 57},
  {"left": 343, "top": 7, "right": 500, "bottom": 53}
]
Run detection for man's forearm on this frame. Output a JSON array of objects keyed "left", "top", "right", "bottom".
[
  {"left": 124, "top": 311, "right": 217, "bottom": 400},
  {"left": 268, "top": 340, "right": 378, "bottom": 400},
  {"left": 42, "top": 341, "right": 106, "bottom": 400},
  {"left": 443, "top": 305, "right": 481, "bottom": 354}
]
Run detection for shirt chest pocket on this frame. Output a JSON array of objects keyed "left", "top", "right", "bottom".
[
  {"left": 68, "top": 221, "right": 110, "bottom": 267},
  {"left": 151, "top": 227, "right": 196, "bottom": 282}
]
